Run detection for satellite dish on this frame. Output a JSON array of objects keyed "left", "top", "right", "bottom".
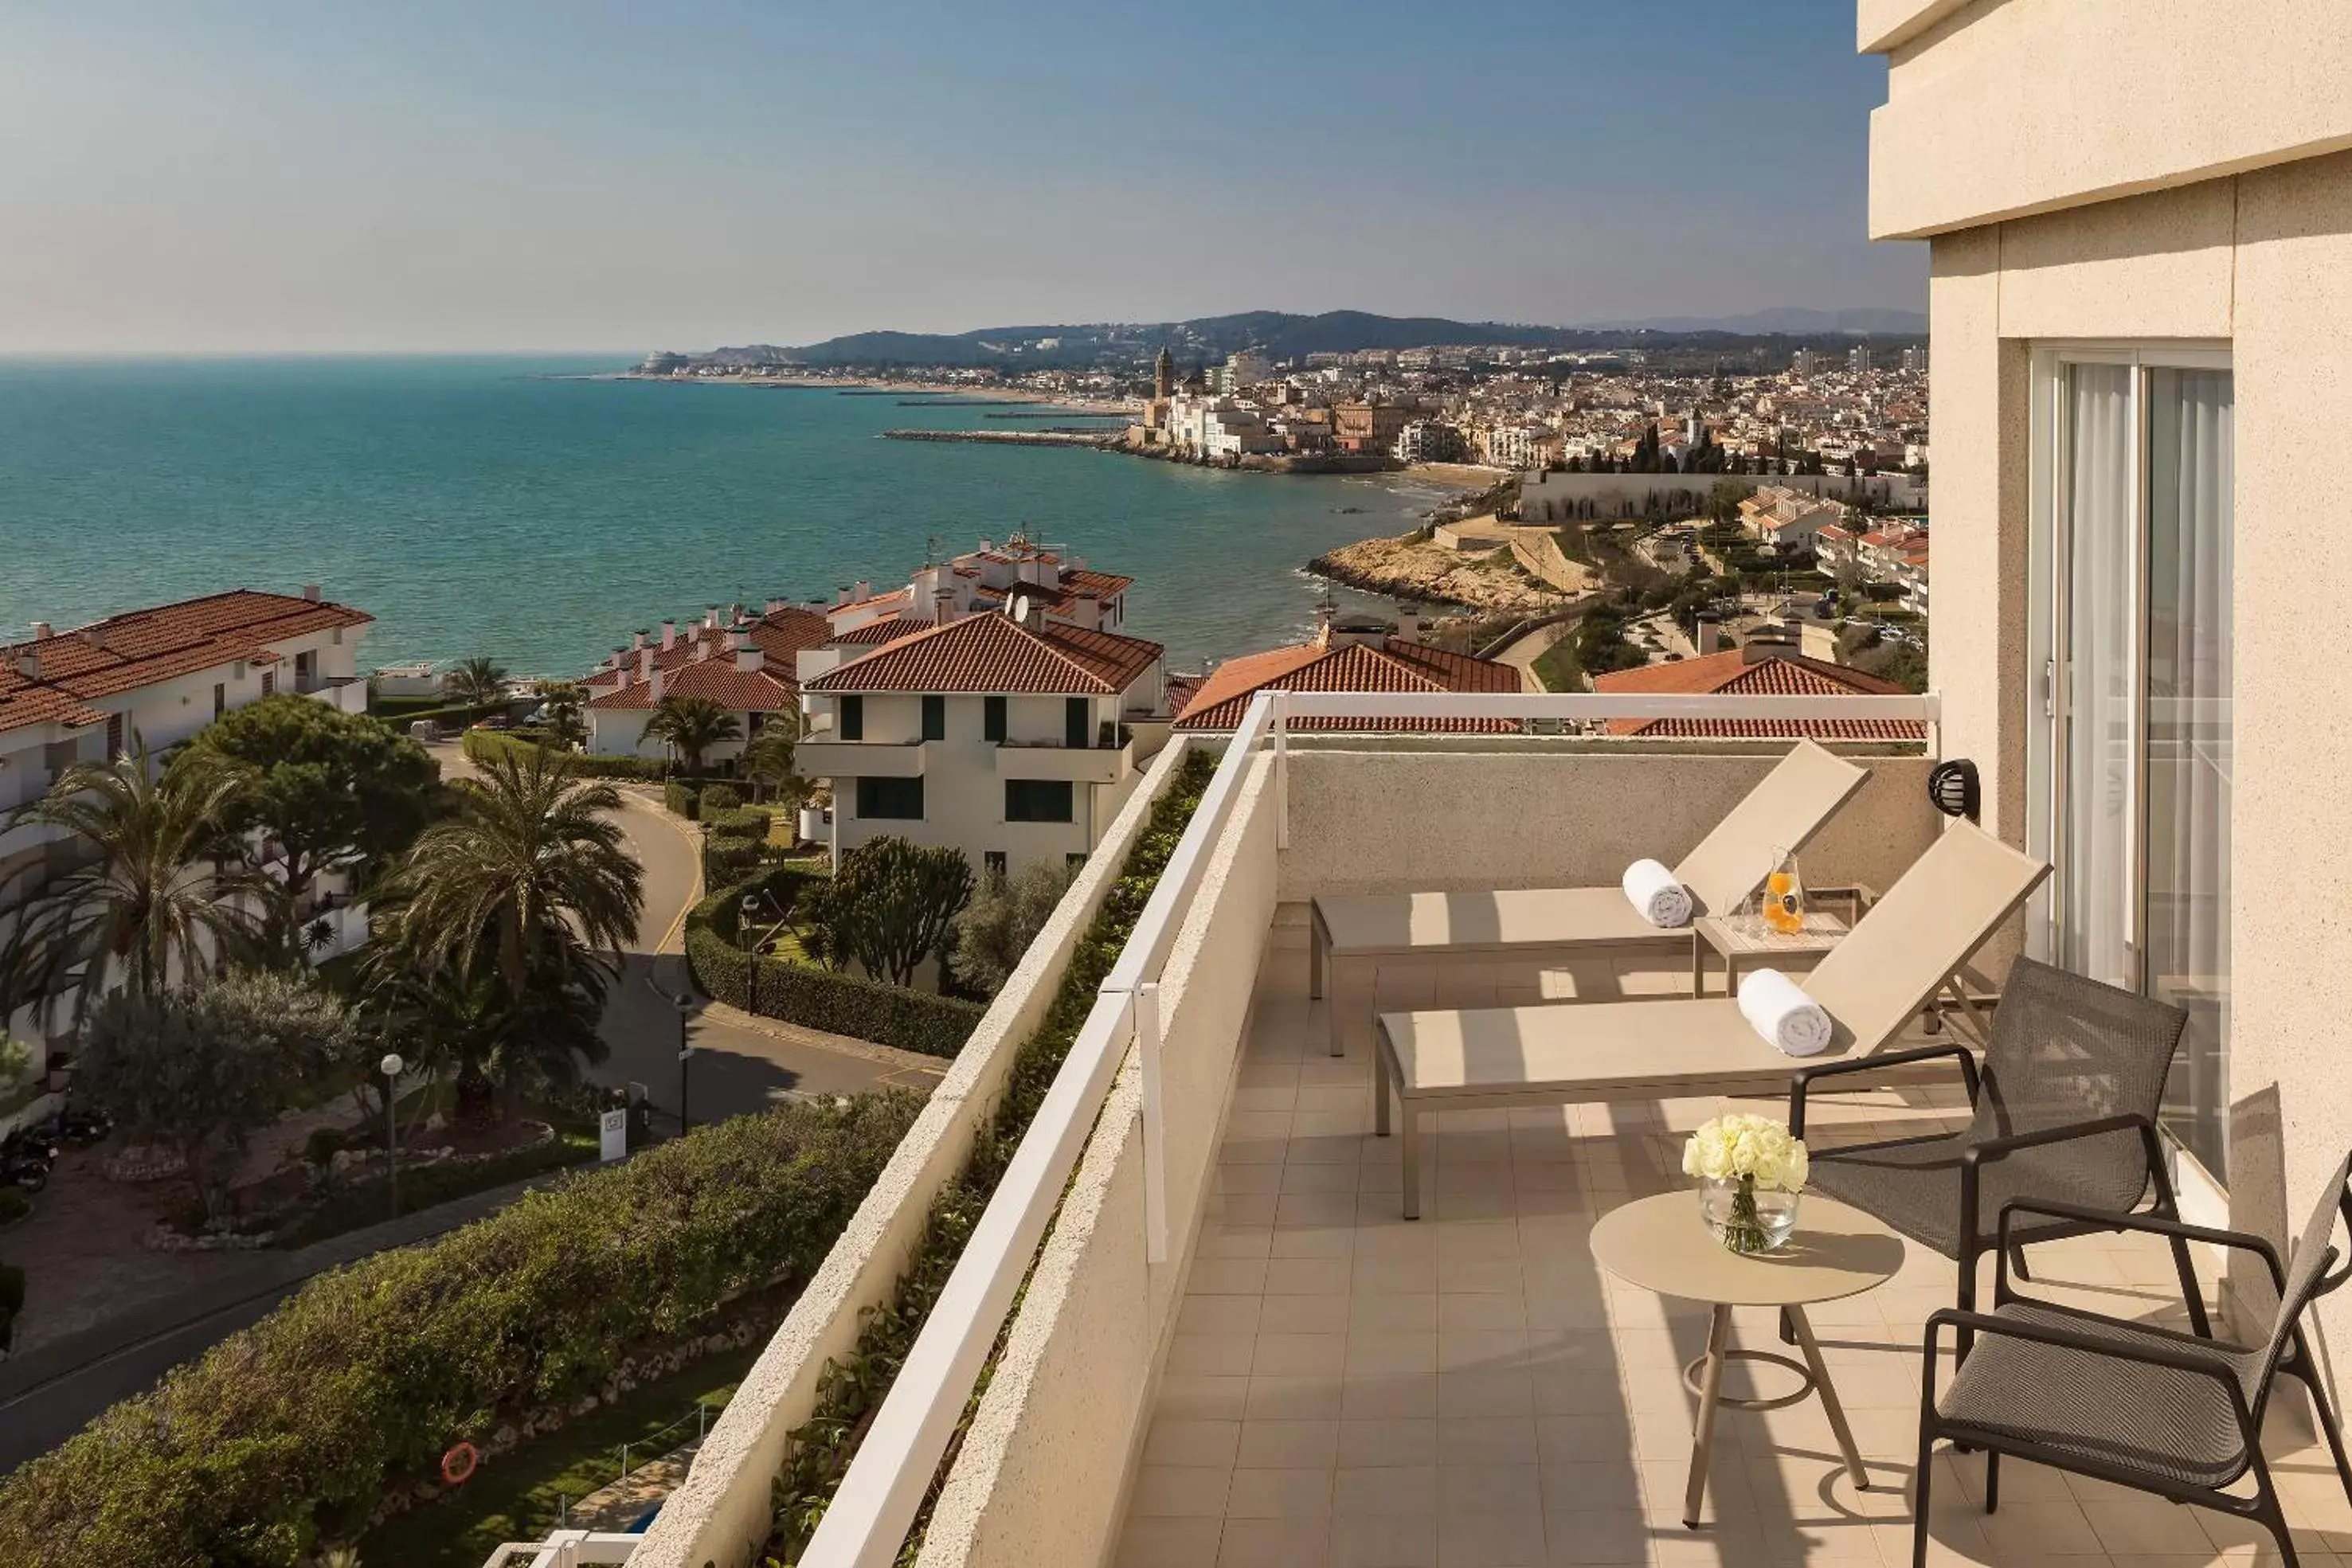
[{"left": 1008, "top": 589, "right": 1033, "bottom": 625}]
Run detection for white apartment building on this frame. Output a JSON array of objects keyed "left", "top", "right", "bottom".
[
  {"left": 1391, "top": 418, "right": 1466, "bottom": 464},
  {"left": 1736, "top": 483, "right": 1849, "bottom": 548},
  {"left": 797, "top": 607, "right": 1168, "bottom": 876},
  {"left": 0, "top": 588, "right": 374, "bottom": 1077}
]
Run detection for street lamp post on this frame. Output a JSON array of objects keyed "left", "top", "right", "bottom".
[
  {"left": 741, "top": 893, "right": 765, "bottom": 1016},
  {"left": 673, "top": 993, "right": 695, "bottom": 1135},
  {"left": 379, "top": 1052, "right": 405, "bottom": 1220}
]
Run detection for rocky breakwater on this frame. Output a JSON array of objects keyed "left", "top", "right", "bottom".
[{"left": 1309, "top": 529, "right": 1569, "bottom": 616}]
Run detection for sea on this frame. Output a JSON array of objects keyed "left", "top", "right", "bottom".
[{"left": 0, "top": 356, "right": 1452, "bottom": 676}]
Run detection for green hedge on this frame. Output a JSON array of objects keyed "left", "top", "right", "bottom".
[
  {"left": 275, "top": 1124, "right": 601, "bottom": 1250},
  {"left": 0, "top": 1093, "right": 925, "bottom": 1567},
  {"left": 665, "top": 778, "right": 701, "bottom": 819},
  {"left": 687, "top": 863, "right": 983, "bottom": 1058},
  {"left": 699, "top": 784, "right": 743, "bottom": 813},
  {"left": 378, "top": 699, "right": 509, "bottom": 731},
  {"left": 702, "top": 834, "right": 768, "bottom": 887},
  {"left": 460, "top": 729, "right": 667, "bottom": 780},
  {"left": 702, "top": 807, "right": 765, "bottom": 838}
]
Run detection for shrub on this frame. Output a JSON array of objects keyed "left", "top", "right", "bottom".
[
  {"left": 701, "top": 807, "right": 766, "bottom": 839},
  {"left": 0, "top": 1093, "right": 925, "bottom": 1566},
  {"left": 664, "top": 779, "right": 701, "bottom": 820},
  {"left": 699, "top": 784, "right": 742, "bottom": 813},
  {"left": 459, "top": 730, "right": 666, "bottom": 781},
  {"left": 688, "top": 921, "right": 983, "bottom": 1058},
  {"left": 701, "top": 833, "right": 769, "bottom": 888},
  {"left": 949, "top": 861, "right": 1074, "bottom": 997}
]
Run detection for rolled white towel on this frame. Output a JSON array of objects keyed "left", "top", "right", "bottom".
[
  {"left": 1620, "top": 858, "right": 1693, "bottom": 929},
  {"left": 1738, "top": 968, "right": 1834, "bottom": 1058}
]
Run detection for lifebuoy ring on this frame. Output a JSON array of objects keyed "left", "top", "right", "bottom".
[{"left": 441, "top": 1442, "right": 479, "bottom": 1485}]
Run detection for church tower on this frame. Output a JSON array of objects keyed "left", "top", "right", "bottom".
[{"left": 1154, "top": 346, "right": 1174, "bottom": 401}]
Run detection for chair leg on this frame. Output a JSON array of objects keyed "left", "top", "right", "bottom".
[
  {"left": 1982, "top": 1450, "right": 1999, "bottom": 1514},
  {"left": 2248, "top": 1454, "right": 2302, "bottom": 1568},
  {"left": 1912, "top": 1425, "right": 1936, "bottom": 1568},
  {"left": 1780, "top": 1306, "right": 1796, "bottom": 1347},
  {"left": 1955, "top": 1242, "right": 1978, "bottom": 1366},
  {"left": 2169, "top": 1233, "right": 2213, "bottom": 1339},
  {"left": 2295, "top": 1352, "right": 2352, "bottom": 1508}
]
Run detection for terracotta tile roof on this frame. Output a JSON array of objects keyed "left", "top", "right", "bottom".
[
  {"left": 586, "top": 657, "right": 800, "bottom": 713},
  {"left": 1062, "top": 568, "right": 1133, "bottom": 598},
  {"left": 1594, "top": 648, "right": 1923, "bottom": 740},
  {"left": 832, "top": 587, "right": 910, "bottom": 615},
  {"left": 804, "top": 611, "right": 1163, "bottom": 698},
  {"left": 1173, "top": 636, "right": 1521, "bottom": 732},
  {"left": 831, "top": 616, "right": 923, "bottom": 647},
  {"left": 750, "top": 606, "right": 832, "bottom": 667},
  {"left": 1164, "top": 671, "right": 1204, "bottom": 718},
  {"left": 0, "top": 590, "right": 371, "bottom": 737}
]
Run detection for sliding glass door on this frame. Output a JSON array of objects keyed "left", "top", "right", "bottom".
[{"left": 2030, "top": 349, "right": 2234, "bottom": 1175}]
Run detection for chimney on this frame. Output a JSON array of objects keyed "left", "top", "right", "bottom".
[
  {"left": 853, "top": 581, "right": 872, "bottom": 604},
  {"left": 704, "top": 604, "right": 721, "bottom": 631},
  {"left": 765, "top": 596, "right": 786, "bottom": 616},
  {"left": 637, "top": 647, "right": 655, "bottom": 680},
  {"left": 734, "top": 628, "right": 762, "bottom": 674},
  {"left": 14, "top": 651, "right": 38, "bottom": 681},
  {"left": 30, "top": 621, "right": 52, "bottom": 640},
  {"left": 933, "top": 588, "right": 956, "bottom": 624},
  {"left": 632, "top": 629, "right": 648, "bottom": 651},
  {"left": 1313, "top": 599, "right": 1335, "bottom": 646},
  {"left": 302, "top": 584, "right": 322, "bottom": 602},
  {"left": 1395, "top": 600, "right": 1423, "bottom": 645},
  {"left": 1693, "top": 613, "right": 1720, "bottom": 655},
  {"left": 648, "top": 667, "right": 664, "bottom": 702},
  {"left": 660, "top": 620, "right": 677, "bottom": 649}
]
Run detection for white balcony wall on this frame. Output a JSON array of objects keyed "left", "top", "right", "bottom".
[
  {"left": 918, "top": 753, "right": 1281, "bottom": 1568},
  {"left": 629, "top": 741, "right": 1208, "bottom": 1568}
]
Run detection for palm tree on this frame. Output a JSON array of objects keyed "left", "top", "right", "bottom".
[
  {"left": 378, "top": 747, "right": 642, "bottom": 992},
  {"left": 741, "top": 730, "right": 805, "bottom": 806},
  {"left": 644, "top": 693, "right": 740, "bottom": 776},
  {"left": 442, "top": 655, "right": 510, "bottom": 709},
  {"left": 0, "top": 740, "right": 273, "bottom": 1026},
  {"left": 538, "top": 681, "right": 588, "bottom": 750}
]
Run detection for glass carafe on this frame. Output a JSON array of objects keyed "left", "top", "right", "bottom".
[{"left": 1762, "top": 847, "right": 1806, "bottom": 935}]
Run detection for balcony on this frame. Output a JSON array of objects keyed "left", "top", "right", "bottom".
[
  {"left": 607, "top": 689, "right": 2330, "bottom": 1568},
  {"left": 996, "top": 736, "right": 1135, "bottom": 785},
  {"left": 297, "top": 674, "right": 368, "bottom": 714},
  {"left": 798, "top": 738, "right": 928, "bottom": 779}
]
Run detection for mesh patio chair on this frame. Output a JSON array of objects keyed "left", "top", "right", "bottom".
[
  {"left": 1911, "top": 1149, "right": 2352, "bottom": 1568},
  {"left": 1787, "top": 956, "right": 2207, "bottom": 1351}
]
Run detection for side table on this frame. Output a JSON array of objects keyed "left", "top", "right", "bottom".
[{"left": 1588, "top": 1191, "right": 1905, "bottom": 1527}]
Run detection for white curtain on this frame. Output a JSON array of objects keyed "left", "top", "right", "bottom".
[
  {"left": 2061, "top": 364, "right": 2136, "bottom": 993},
  {"left": 2145, "top": 368, "right": 2233, "bottom": 1171}
]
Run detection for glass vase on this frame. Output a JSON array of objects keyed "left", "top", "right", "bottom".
[
  {"left": 1762, "top": 847, "right": 1806, "bottom": 936},
  {"left": 1699, "top": 1175, "right": 1800, "bottom": 1254}
]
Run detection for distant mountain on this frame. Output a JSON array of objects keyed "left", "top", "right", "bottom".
[
  {"left": 1579, "top": 307, "right": 1926, "bottom": 335},
  {"left": 675, "top": 307, "right": 1925, "bottom": 371}
]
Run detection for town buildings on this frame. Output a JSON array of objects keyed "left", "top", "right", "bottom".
[
  {"left": 0, "top": 588, "right": 375, "bottom": 1078},
  {"left": 1168, "top": 605, "right": 1520, "bottom": 732},
  {"left": 797, "top": 606, "right": 1168, "bottom": 876}
]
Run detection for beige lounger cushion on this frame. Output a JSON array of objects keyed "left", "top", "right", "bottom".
[
  {"left": 1384, "top": 998, "right": 1848, "bottom": 1103},
  {"left": 1378, "top": 822, "right": 2053, "bottom": 1101}
]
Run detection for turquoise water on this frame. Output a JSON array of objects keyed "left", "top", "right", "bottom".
[{"left": 0, "top": 357, "right": 1440, "bottom": 675}]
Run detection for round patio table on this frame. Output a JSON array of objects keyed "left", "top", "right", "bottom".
[{"left": 1588, "top": 1191, "right": 1905, "bottom": 1527}]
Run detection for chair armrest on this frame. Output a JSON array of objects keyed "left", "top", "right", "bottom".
[
  {"left": 1789, "top": 1042, "right": 1979, "bottom": 1139},
  {"left": 1921, "top": 1308, "right": 2252, "bottom": 1433},
  {"left": 1810, "top": 883, "right": 1878, "bottom": 922},
  {"left": 1996, "top": 1195, "right": 2286, "bottom": 1296}
]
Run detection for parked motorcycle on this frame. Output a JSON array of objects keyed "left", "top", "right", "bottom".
[
  {"left": 0, "top": 1152, "right": 49, "bottom": 1193},
  {"left": 2, "top": 1128, "right": 60, "bottom": 1166},
  {"left": 48, "top": 1107, "right": 112, "bottom": 1147}
]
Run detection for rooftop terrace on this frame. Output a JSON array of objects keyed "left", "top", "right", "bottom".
[{"left": 603, "top": 692, "right": 2335, "bottom": 1568}]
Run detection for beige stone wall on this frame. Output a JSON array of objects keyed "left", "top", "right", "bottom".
[
  {"left": 1867, "top": 0, "right": 2352, "bottom": 240},
  {"left": 1914, "top": 142, "right": 2352, "bottom": 1349},
  {"left": 1276, "top": 747, "right": 1940, "bottom": 905}
]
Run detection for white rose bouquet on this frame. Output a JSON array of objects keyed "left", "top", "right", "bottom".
[{"left": 1682, "top": 1113, "right": 1809, "bottom": 1253}]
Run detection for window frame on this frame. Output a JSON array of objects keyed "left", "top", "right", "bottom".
[
  {"left": 921, "top": 694, "right": 946, "bottom": 741},
  {"left": 855, "top": 773, "right": 925, "bottom": 821},
  {"left": 838, "top": 693, "right": 864, "bottom": 741},
  {"left": 983, "top": 694, "right": 1007, "bottom": 743},
  {"left": 1004, "top": 777, "right": 1074, "bottom": 823}
]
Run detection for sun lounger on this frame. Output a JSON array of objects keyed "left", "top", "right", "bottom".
[
  {"left": 1372, "top": 820, "right": 2050, "bottom": 1217},
  {"left": 1311, "top": 740, "right": 1872, "bottom": 1054}
]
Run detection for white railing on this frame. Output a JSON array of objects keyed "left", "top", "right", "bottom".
[
  {"left": 483, "top": 1531, "right": 644, "bottom": 1568},
  {"left": 769, "top": 686, "right": 1935, "bottom": 1568}
]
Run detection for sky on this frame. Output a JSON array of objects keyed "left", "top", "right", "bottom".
[{"left": 0, "top": 1, "right": 1923, "bottom": 354}]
